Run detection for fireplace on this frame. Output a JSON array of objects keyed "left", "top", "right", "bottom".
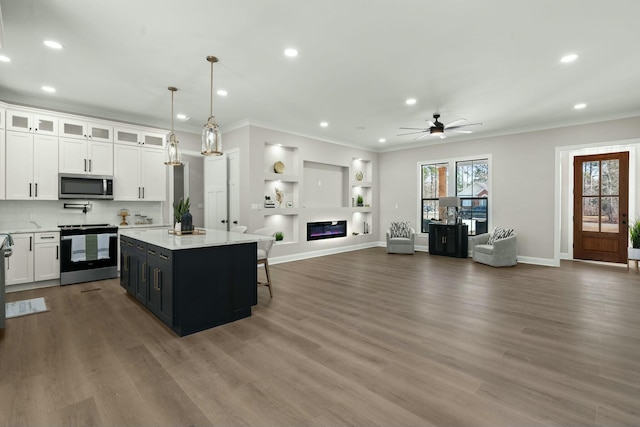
[{"left": 307, "top": 220, "right": 347, "bottom": 241}]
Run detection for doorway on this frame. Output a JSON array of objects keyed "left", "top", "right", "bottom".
[{"left": 573, "top": 151, "right": 629, "bottom": 263}]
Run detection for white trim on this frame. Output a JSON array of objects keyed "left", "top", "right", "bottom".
[
  {"left": 517, "top": 256, "right": 559, "bottom": 267},
  {"left": 5, "top": 279, "right": 60, "bottom": 293},
  {"left": 270, "top": 242, "right": 379, "bottom": 265}
]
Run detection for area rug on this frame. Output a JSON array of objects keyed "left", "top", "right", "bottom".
[{"left": 5, "top": 297, "right": 49, "bottom": 319}]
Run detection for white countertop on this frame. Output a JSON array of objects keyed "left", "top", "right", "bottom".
[
  {"left": 119, "top": 228, "right": 273, "bottom": 251},
  {"left": 0, "top": 223, "right": 170, "bottom": 234}
]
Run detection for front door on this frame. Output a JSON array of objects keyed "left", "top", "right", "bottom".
[{"left": 573, "top": 152, "right": 629, "bottom": 263}]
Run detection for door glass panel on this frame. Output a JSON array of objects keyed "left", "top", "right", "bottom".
[
  {"left": 91, "top": 127, "right": 110, "bottom": 139},
  {"left": 64, "top": 123, "right": 84, "bottom": 136},
  {"left": 117, "top": 130, "right": 138, "bottom": 143},
  {"left": 144, "top": 135, "right": 164, "bottom": 146},
  {"left": 582, "top": 161, "right": 599, "bottom": 196},
  {"left": 12, "top": 115, "right": 29, "bottom": 129},
  {"left": 601, "top": 159, "right": 619, "bottom": 195},
  {"left": 600, "top": 196, "right": 619, "bottom": 233},
  {"left": 582, "top": 197, "right": 599, "bottom": 232},
  {"left": 38, "top": 118, "right": 54, "bottom": 132}
]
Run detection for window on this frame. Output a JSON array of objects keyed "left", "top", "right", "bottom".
[
  {"left": 420, "top": 157, "right": 490, "bottom": 235},
  {"left": 420, "top": 162, "right": 448, "bottom": 233},
  {"left": 456, "top": 159, "right": 489, "bottom": 235}
]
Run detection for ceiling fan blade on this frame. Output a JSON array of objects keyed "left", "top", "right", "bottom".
[
  {"left": 415, "top": 133, "right": 431, "bottom": 141},
  {"left": 446, "top": 122, "right": 483, "bottom": 130},
  {"left": 399, "top": 127, "right": 428, "bottom": 130},
  {"left": 397, "top": 131, "right": 427, "bottom": 136},
  {"left": 426, "top": 121, "right": 435, "bottom": 128},
  {"left": 438, "top": 133, "right": 447, "bottom": 139},
  {"left": 447, "top": 129, "right": 474, "bottom": 134},
  {"left": 444, "top": 118, "right": 467, "bottom": 129}
]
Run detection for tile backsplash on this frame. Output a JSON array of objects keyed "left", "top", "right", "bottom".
[{"left": 0, "top": 200, "right": 165, "bottom": 230}]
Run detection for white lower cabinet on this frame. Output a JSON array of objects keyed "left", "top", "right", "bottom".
[
  {"left": 34, "top": 232, "right": 60, "bottom": 281},
  {"left": 114, "top": 145, "right": 166, "bottom": 201},
  {"left": 5, "top": 234, "right": 34, "bottom": 286},
  {"left": 5, "top": 232, "right": 60, "bottom": 286}
]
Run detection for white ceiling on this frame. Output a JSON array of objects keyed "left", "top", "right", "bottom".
[{"left": 1, "top": 0, "right": 640, "bottom": 152}]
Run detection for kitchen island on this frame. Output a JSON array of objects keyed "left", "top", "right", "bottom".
[{"left": 119, "top": 228, "right": 273, "bottom": 336}]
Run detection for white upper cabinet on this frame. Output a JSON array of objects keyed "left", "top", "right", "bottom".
[
  {"left": 0, "top": 106, "right": 5, "bottom": 129},
  {"left": 114, "top": 126, "right": 166, "bottom": 149},
  {"left": 5, "top": 131, "right": 59, "bottom": 200},
  {"left": 114, "top": 144, "right": 165, "bottom": 201},
  {"left": 59, "top": 137, "right": 113, "bottom": 176},
  {"left": 59, "top": 117, "right": 113, "bottom": 142},
  {"left": 6, "top": 109, "right": 58, "bottom": 135}
]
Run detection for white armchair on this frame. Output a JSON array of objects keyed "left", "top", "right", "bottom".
[
  {"left": 386, "top": 221, "right": 415, "bottom": 254},
  {"left": 472, "top": 228, "right": 517, "bottom": 267}
]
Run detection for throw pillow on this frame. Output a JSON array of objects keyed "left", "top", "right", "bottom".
[
  {"left": 487, "top": 227, "right": 514, "bottom": 245},
  {"left": 390, "top": 221, "right": 411, "bottom": 238}
]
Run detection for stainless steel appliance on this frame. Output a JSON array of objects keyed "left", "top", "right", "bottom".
[
  {"left": 59, "top": 173, "right": 114, "bottom": 200},
  {"left": 59, "top": 224, "right": 118, "bottom": 285},
  {"left": 0, "top": 234, "right": 13, "bottom": 328}
]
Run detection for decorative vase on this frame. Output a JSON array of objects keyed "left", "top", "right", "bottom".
[{"left": 181, "top": 211, "right": 193, "bottom": 232}]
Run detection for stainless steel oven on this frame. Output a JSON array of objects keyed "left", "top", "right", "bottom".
[{"left": 59, "top": 224, "right": 118, "bottom": 285}]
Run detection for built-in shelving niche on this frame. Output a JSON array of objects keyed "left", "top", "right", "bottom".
[{"left": 264, "top": 212, "right": 299, "bottom": 244}]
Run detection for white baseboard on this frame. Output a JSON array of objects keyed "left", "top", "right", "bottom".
[
  {"left": 560, "top": 252, "right": 571, "bottom": 260},
  {"left": 270, "top": 242, "right": 381, "bottom": 265},
  {"left": 517, "top": 256, "right": 559, "bottom": 267},
  {"left": 6, "top": 279, "right": 60, "bottom": 293}
]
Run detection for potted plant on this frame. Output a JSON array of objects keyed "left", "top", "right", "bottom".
[
  {"left": 274, "top": 231, "right": 284, "bottom": 242},
  {"left": 357, "top": 195, "right": 364, "bottom": 207},
  {"left": 629, "top": 218, "right": 640, "bottom": 260},
  {"left": 173, "top": 197, "right": 192, "bottom": 232}
]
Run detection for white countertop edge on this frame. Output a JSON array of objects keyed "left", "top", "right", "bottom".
[{"left": 120, "top": 228, "right": 274, "bottom": 251}]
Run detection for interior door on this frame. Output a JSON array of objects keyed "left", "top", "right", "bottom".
[
  {"left": 205, "top": 155, "right": 228, "bottom": 231},
  {"left": 227, "top": 150, "right": 240, "bottom": 228},
  {"left": 573, "top": 152, "right": 629, "bottom": 263}
]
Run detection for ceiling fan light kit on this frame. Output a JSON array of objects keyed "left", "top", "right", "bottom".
[{"left": 398, "top": 113, "right": 482, "bottom": 141}]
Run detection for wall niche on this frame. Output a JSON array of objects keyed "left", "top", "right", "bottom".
[{"left": 302, "top": 161, "right": 349, "bottom": 208}]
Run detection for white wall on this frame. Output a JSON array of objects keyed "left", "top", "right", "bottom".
[{"left": 379, "top": 115, "right": 640, "bottom": 264}]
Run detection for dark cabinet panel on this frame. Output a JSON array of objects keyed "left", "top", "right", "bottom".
[{"left": 429, "top": 224, "right": 468, "bottom": 258}]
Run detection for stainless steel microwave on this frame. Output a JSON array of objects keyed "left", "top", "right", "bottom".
[{"left": 59, "top": 174, "right": 114, "bottom": 200}]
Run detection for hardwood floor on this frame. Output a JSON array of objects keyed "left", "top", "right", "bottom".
[{"left": 1, "top": 248, "right": 640, "bottom": 426}]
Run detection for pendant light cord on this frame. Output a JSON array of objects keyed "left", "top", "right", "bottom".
[{"left": 209, "top": 59, "right": 214, "bottom": 120}]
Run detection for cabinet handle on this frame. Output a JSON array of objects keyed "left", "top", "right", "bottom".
[
  {"left": 89, "top": 159, "right": 92, "bottom": 172},
  {"left": 41, "top": 236, "right": 55, "bottom": 239},
  {"left": 137, "top": 245, "right": 144, "bottom": 250},
  {"left": 124, "top": 255, "right": 129, "bottom": 272},
  {"left": 148, "top": 249, "right": 156, "bottom": 255},
  {"left": 84, "top": 159, "right": 87, "bottom": 172},
  {"left": 142, "top": 262, "right": 146, "bottom": 282},
  {"left": 29, "top": 183, "right": 32, "bottom": 197},
  {"left": 138, "top": 187, "right": 141, "bottom": 199},
  {"left": 29, "top": 236, "right": 32, "bottom": 251},
  {"left": 142, "top": 187, "right": 144, "bottom": 199},
  {"left": 127, "top": 242, "right": 133, "bottom": 247},
  {"left": 159, "top": 254, "right": 168, "bottom": 261},
  {"left": 56, "top": 245, "right": 59, "bottom": 260},
  {"left": 233, "top": 220, "right": 238, "bottom": 224},
  {"left": 156, "top": 269, "right": 161, "bottom": 291},
  {"left": 35, "top": 183, "right": 38, "bottom": 198}
]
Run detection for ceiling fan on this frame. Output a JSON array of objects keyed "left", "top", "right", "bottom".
[{"left": 398, "top": 113, "right": 482, "bottom": 140}]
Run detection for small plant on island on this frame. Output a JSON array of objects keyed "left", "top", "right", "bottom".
[{"left": 173, "top": 197, "right": 190, "bottom": 224}]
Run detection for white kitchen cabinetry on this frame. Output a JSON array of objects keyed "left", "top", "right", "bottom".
[
  {"left": 0, "top": 106, "right": 5, "bottom": 129},
  {"left": 59, "top": 118, "right": 113, "bottom": 142},
  {"left": 5, "top": 233, "right": 34, "bottom": 286},
  {"left": 5, "top": 131, "right": 59, "bottom": 200},
  {"left": 34, "top": 232, "right": 60, "bottom": 281},
  {"left": 59, "top": 137, "right": 113, "bottom": 175},
  {"left": 114, "top": 144, "right": 166, "bottom": 201},
  {"left": 0, "top": 132, "right": 5, "bottom": 200},
  {"left": 114, "top": 126, "right": 166, "bottom": 149},
  {"left": 6, "top": 109, "right": 58, "bottom": 135}
]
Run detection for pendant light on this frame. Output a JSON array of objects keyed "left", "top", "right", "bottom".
[
  {"left": 202, "top": 55, "right": 223, "bottom": 156},
  {"left": 165, "top": 86, "right": 183, "bottom": 166}
]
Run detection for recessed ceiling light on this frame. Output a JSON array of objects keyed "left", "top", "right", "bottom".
[
  {"left": 0, "top": 55, "right": 11, "bottom": 63},
  {"left": 560, "top": 53, "right": 578, "bottom": 63},
  {"left": 284, "top": 48, "right": 298, "bottom": 58},
  {"left": 574, "top": 103, "right": 587, "bottom": 110},
  {"left": 405, "top": 98, "right": 417, "bottom": 105},
  {"left": 176, "top": 114, "right": 189, "bottom": 120},
  {"left": 217, "top": 89, "right": 228, "bottom": 96},
  {"left": 320, "top": 121, "right": 328, "bottom": 128},
  {"left": 43, "top": 40, "right": 63, "bottom": 49},
  {"left": 378, "top": 138, "right": 386, "bottom": 143},
  {"left": 41, "top": 86, "right": 56, "bottom": 93}
]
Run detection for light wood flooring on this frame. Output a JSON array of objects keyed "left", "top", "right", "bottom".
[{"left": 1, "top": 248, "right": 640, "bottom": 427}]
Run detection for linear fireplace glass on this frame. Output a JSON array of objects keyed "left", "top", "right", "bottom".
[{"left": 307, "top": 220, "right": 347, "bottom": 241}]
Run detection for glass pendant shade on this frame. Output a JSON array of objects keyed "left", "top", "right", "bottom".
[
  {"left": 202, "top": 118, "right": 222, "bottom": 155},
  {"left": 164, "top": 86, "right": 183, "bottom": 166},
  {"left": 165, "top": 133, "right": 182, "bottom": 165},
  {"left": 202, "top": 55, "right": 223, "bottom": 156}
]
